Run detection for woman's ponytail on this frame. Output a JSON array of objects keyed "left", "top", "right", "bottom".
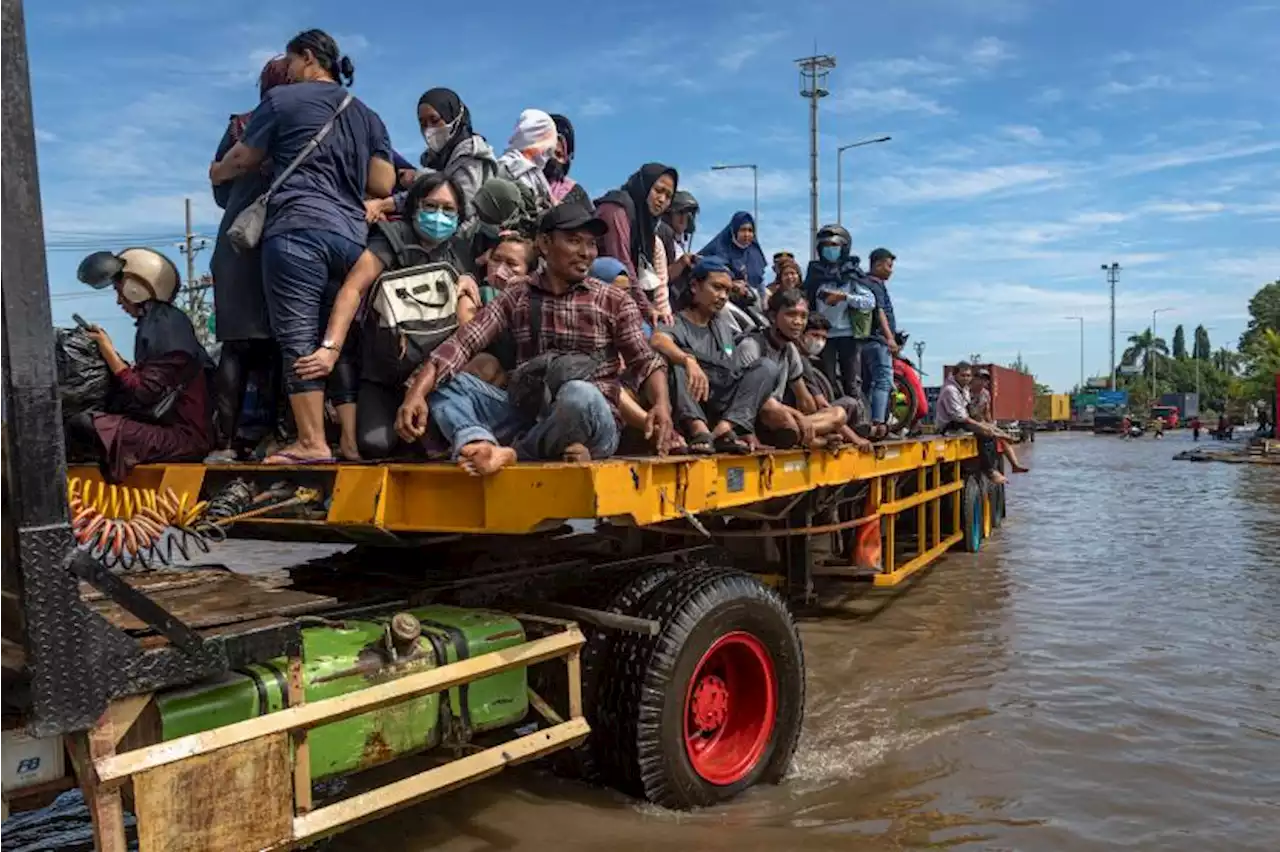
[
  {"left": 337, "top": 55, "right": 355, "bottom": 86},
  {"left": 286, "top": 29, "right": 355, "bottom": 85}
]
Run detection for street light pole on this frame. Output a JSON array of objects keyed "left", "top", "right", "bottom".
[
  {"left": 798, "top": 53, "right": 836, "bottom": 260},
  {"left": 710, "top": 163, "right": 759, "bottom": 226},
  {"left": 836, "top": 135, "right": 891, "bottom": 226},
  {"left": 1151, "top": 307, "right": 1175, "bottom": 401},
  {"left": 1065, "top": 316, "right": 1084, "bottom": 391},
  {"left": 1101, "top": 262, "right": 1121, "bottom": 390}
]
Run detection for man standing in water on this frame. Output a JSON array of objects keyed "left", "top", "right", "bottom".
[{"left": 395, "top": 204, "right": 673, "bottom": 474}]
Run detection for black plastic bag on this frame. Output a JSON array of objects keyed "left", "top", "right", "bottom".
[{"left": 55, "top": 327, "right": 111, "bottom": 418}]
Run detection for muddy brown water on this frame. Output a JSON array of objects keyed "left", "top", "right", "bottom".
[{"left": 4, "top": 432, "right": 1277, "bottom": 851}]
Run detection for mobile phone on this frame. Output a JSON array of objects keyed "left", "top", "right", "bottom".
[{"left": 72, "top": 313, "right": 95, "bottom": 330}]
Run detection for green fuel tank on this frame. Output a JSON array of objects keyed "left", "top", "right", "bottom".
[{"left": 155, "top": 606, "right": 529, "bottom": 780}]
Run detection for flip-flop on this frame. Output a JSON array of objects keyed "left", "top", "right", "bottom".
[{"left": 264, "top": 451, "right": 338, "bottom": 466}]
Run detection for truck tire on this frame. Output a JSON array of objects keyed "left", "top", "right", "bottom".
[
  {"left": 960, "top": 476, "right": 983, "bottom": 553},
  {"left": 990, "top": 481, "right": 1006, "bottom": 529},
  {"left": 602, "top": 570, "right": 805, "bottom": 808},
  {"left": 551, "top": 563, "right": 684, "bottom": 780}
]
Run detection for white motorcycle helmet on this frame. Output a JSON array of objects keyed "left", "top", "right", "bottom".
[{"left": 76, "top": 247, "right": 180, "bottom": 306}]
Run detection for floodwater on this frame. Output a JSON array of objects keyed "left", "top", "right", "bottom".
[{"left": 5, "top": 432, "right": 1278, "bottom": 851}]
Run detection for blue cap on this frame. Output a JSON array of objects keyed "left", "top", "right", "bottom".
[
  {"left": 590, "top": 257, "right": 627, "bottom": 282},
  {"left": 693, "top": 255, "right": 731, "bottom": 278}
]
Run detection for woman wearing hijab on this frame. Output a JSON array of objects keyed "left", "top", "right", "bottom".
[
  {"left": 494, "top": 109, "right": 557, "bottom": 211},
  {"left": 206, "top": 56, "right": 290, "bottom": 462},
  {"left": 545, "top": 114, "right": 593, "bottom": 209},
  {"left": 595, "top": 163, "right": 678, "bottom": 325},
  {"left": 365, "top": 88, "right": 496, "bottom": 222},
  {"left": 68, "top": 249, "right": 213, "bottom": 483},
  {"left": 699, "top": 211, "right": 767, "bottom": 296}
]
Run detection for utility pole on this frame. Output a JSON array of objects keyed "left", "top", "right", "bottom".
[
  {"left": 797, "top": 52, "right": 836, "bottom": 260},
  {"left": 913, "top": 339, "right": 926, "bottom": 378},
  {"left": 178, "top": 197, "right": 212, "bottom": 346},
  {"left": 1101, "top": 262, "right": 1121, "bottom": 389},
  {"left": 710, "top": 163, "right": 759, "bottom": 226}
]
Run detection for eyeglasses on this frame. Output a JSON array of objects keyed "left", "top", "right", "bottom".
[{"left": 419, "top": 202, "right": 458, "bottom": 215}]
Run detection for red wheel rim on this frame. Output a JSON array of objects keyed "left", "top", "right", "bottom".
[{"left": 682, "top": 631, "right": 777, "bottom": 786}]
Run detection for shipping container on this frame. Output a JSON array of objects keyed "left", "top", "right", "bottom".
[
  {"left": 1097, "top": 389, "right": 1129, "bottom": 407},
  {"left": 1159, "top": 392, "right": 1200, "bottom": 419},
  {"left": 1035, "top": 393, "right": 1071, "bottom": 422},
  {"left": 943, "top": 364, "right": 1036, "bottom": 423}
]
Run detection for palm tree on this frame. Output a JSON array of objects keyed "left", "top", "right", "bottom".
[
  {"left": 1122, "top": 328, "right": 1168, "bottom": 374},
  {"left": 1212, "top": 346, "right": 1242, "bottom": 375}
]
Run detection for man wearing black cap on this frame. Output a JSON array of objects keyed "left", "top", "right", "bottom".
[
  {"left": 395, "top": 203, "right": 672, "bottom": 475},
  {"left": 862, "top": 247, "right": 898, "bottom": 438}
]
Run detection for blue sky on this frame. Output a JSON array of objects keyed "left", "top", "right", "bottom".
[{"left": 25, "top": 0, "right": 1280, "bottom": 391}]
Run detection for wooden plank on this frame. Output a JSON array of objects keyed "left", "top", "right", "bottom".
[
  {"left": 105, "top": 695, "right": 153, "bottom": 748},
  {"left": 566, "top": 651, "right": 583, "bottom": 719},
  {"left": 288, "top": 656, "right": 312, "bottom": 814},
  {"left": 79, "top": 569, "right": 229, "bottom": 602},
  {"left": 87, "top": 574, "right": 334, "bottom": 633},
  {"left": 95, "top": 628, "right": 584, "bottom": 786},
  {"left": 291, "top": 718, "right": 590, "bottom": 843},
  {"left": 134, "top": 732, "right": 292, "bottom": 852}
]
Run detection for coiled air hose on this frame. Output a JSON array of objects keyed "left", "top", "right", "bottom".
[{"left": 68, "top": 478, "right": 224, "bottom": 571}]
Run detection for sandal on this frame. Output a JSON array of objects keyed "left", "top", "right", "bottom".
[
  {"left": 686, "top": 431, "right": 716, "bottom": 455},
  {"left": 713, "top": 433, "right": 752, "bottom": 455}
]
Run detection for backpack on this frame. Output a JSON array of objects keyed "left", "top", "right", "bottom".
[
  {"left": 505, "top": 287, "right": 607, "bottom": 419},
  {"left": 364, "top": 221, "right": 460, "bottom": 385}
]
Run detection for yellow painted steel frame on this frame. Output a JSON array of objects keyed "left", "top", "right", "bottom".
[
  {"left": 67, "top": 436, "right": 976, "bottom": 537},
  {"left": 76, "top": 622, "right": 588, "bottom": 852},
  {"left": 869, "top": 457, "right": 966, "bottom": 587}
]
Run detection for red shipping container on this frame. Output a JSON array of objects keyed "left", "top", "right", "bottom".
[{"left": 942, "top": 363, "right": 1037, "bottom": 423}]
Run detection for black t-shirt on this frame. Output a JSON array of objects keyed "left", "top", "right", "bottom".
[{"left": 658, "top": 312, "right": 739, "bottom": 370}]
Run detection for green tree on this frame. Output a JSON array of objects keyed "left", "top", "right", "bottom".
[
  {"left": 1213, "top": 347, "right": 1241, "bottom": 375},
  {"left": 1123, "top": 328, "right": 1168, "bottom": 374},
  {"left": 1193, "top": 325, "right": 1211, "bottom": 360},
  {"left": 1172, "top": 324, "right": 1186, "bottom": 359},
  {"left": 1239, "top": 280, "right": 1280, "bottom": 352}
]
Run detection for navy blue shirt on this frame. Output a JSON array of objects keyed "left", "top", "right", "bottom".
[
  {"left": 242, "top": 81, "right": 392, "bottom": 246},
  {"left": 864, "top": 276, "right": 896, "bottom": 342}
]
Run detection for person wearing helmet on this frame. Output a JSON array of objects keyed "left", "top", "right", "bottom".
[
  {"left": 659, "top": 190, "right": 701, "bottom": 308},
  {"left": 68, "top": 249, "right": 213, "bottom": 482},
  {"left": 805, "top": 224, "right": 876, "bottom": 403}
]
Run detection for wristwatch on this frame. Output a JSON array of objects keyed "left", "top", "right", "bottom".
[{"left": 320, "top": 339, "right": 339, "bottom": 352}]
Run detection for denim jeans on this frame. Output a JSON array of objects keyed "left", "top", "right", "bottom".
[
  {"left": 861, "top": 340, "right": 893, "bottom": 423},
  {"left": 429, "top": 373, "right": 620, "bottom": 461},
  {"left": 261, "top": 229, "right": 363, "bottom": 397}
]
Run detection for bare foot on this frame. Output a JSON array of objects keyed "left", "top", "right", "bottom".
[
  {"left": 562, "top": 442, "right": 592, "bottom": 463},
  {"left": 339, "top": 438, "right": 361, "bottom": 462},
  {"left": 743, "top": 433, "right": 772, "bottom": 452},
  {"left": 841, "top": 425, "right": 873, "bottom": 452},
  {"left": 987, "top": 470, "right": 1008, "bottom": 485},
  {"left": 458, "top": 442, "right": 517, "bottom": 476},
  {"left": 264, "top": 441, "right": 335, "bottom": 465}
]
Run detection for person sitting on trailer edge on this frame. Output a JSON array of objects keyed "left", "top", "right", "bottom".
[
  {"left": 970, "top": 369, "right": 1029, "bottom": 473},
  {"left": 68, "top": 248, "right": 214, "bottom": 483},
  {"left": 800, "top": 314, "right": 871, "bottom": 447},
  {"left": 734, "top": 288, "right": 861, "bottom": 449},
  {"left": 934, "top": 362, "right": 1012, "bottom": 484},
  {"left": 648, "top": 256, "right": 785, "bottom": 454},
  {"left": 394, "top": 203, "right": 673, "bottom": 474}
]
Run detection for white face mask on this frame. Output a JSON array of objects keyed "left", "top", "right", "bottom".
[
  {"left": 805, "top": 338, "right": 826, "bottom": 357},
  {"left": 423, "top": 112, "right": 462, "bottom": 154}
]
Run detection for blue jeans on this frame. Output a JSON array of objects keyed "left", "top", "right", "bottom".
[
  {"left": 861, "top": 340, "right": 893, "bottom": 423},
  {"left": 429, "top": 373, "right": 619, "bottom": 461},
  {"left": 262, "top": 229, "right": 363, "bottom": 397}
]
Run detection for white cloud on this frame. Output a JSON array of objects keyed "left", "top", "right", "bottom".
[
  {"left": 681, "top": 168, "right": 806, "bottom": 204},
  {"left": 717, "top": 32, "right": 785, "bottom": 72},
  {"left": 35, "top": 128, "right": 59, "bottom": 143},
  {"left": 1032, "top": 87, "right": 1064, "bottom": 105},
  {"left": 834, "top": 87, "right": 950, "bottom": 116},
  {"left": 871, "top": 163, "right": 1063, "bottom": 203},
  {"left": 579, "top": 97, "right": 615, "bottom": 118},
  {"left": 966, "top": 36, "right": 1015, "bottom": 67},
  {"left": 1109, "top": 140, "right": 1280, "bottom": 176},
  {"left": 1000, "top": 124, "right": 1045, "bottom": 145}
]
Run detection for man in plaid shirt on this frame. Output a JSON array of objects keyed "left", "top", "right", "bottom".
[{"left": 395, "top": 204, "right": 673, "bottom": 475}]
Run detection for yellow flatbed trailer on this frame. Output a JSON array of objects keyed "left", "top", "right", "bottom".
[{"left": 23, "top": 436, "right": 1007, "bottom": 850}]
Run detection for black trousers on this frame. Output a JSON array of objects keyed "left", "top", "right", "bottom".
[
  {"left": 670, "top": 358, "right": 780, "bottom": 435},
  {"left": 212, "top": 339, "right": 278, "bottom": 450},
  {"left": 820, "top": 337, "right": 861, "bottom": 399},
  {"left": 941, "top": 421, "right": 999, "bottom": 471},
  {"left": 355, "top": 380, "right": 405, "bottom": 460}
]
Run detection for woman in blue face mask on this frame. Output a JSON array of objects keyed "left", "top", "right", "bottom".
[{"left": 294, "top": 172, "right": 479, "bottom": 458}]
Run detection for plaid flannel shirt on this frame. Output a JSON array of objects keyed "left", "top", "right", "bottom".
[{"left": 429, "top": 271, "right": 666, "bottom": 416}]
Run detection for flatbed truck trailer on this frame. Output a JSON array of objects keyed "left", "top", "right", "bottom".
[{"left": 1, "top": 7, "right": 1008, "bottom": 848}]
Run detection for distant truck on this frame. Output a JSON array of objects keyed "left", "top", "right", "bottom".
[
  {"left": 1158, "top": 392, "right": 1199, "bottom": 420},
  {"left": 1035, "top": 393, "right": 1070, "bottom": 427},
  {"left": 944, "top": 363, "right": 1036, "bottom": 441},
  {"left": 1150, "top": 405, "right": 1180, "bottom": 429}
]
